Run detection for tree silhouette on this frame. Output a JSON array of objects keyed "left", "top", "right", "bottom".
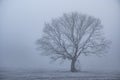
[{"left": 37, "top": 12, "right": 110, "bottom": 72}]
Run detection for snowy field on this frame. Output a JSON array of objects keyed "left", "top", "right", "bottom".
[{"left": 0, "top": 69, "right": 120, "bottom": 80}]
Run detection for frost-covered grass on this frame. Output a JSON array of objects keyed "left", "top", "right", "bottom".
[{"left": 0, "top": 69, "right": 120, "bottom": 80}]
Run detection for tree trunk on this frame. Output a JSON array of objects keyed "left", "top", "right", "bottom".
[{"left": 70, "top": 58, "right": 77, "bottom": 72}]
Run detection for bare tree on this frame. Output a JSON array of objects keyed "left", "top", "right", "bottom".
[{"left": 36, "top": 12, "right": 110, "bottom": 72}]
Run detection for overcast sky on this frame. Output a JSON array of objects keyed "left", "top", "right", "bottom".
[{"left": 0, "top": 0, "right": 120, "bottom": 71}]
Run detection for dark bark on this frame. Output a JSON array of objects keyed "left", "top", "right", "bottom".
[{"left": 70, "top": 58, "right": 77, "bottom": 72}]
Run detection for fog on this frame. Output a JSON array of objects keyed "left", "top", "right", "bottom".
[{"left": 0, "top": 0, "right": 120, "bottom": 72}]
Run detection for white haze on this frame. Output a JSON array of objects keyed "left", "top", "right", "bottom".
[{"left": 0, "top": 0, "right": 120, "bottom": 72}]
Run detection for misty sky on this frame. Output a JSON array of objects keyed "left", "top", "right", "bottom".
[{"left": 0, "top": 0, "right": 120, "bottom": 71}]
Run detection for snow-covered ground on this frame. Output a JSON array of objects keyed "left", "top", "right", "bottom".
[{"left": 0, "top": 69, "right": 120, "bottom": 80}]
